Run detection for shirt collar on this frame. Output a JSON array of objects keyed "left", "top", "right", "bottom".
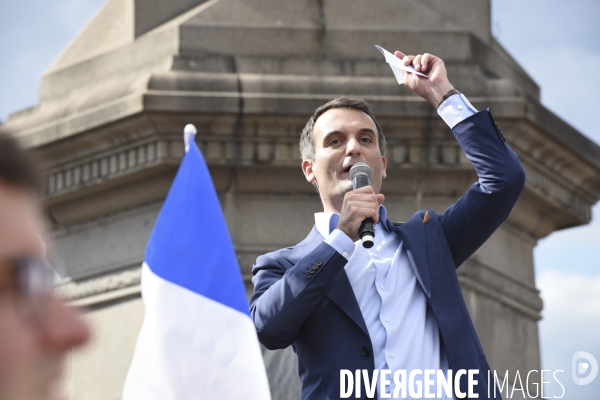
[{"left": 314, "top": 205, "right": 389, "bottom": 238}]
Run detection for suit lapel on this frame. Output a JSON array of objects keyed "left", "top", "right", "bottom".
[
  {"left": 387, "top": 216, "right": 432, "bottom": 298},
  {"left": 282, "top": 226, "right": 369, "bottom": 337}
]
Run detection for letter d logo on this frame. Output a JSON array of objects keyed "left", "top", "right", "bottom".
[{"left": 572, "top": 351, "right": 598, "bottom": 385}]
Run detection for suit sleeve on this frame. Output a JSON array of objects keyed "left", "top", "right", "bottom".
[
  {"left": 440, "top": 109, "right": 526, "bottom": 267},
  {"left": 249, "top": 242, "right": 347, "bottom": 350}
]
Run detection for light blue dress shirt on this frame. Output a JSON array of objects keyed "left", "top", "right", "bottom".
[{"left": 315, "top": 94, "right": 476, "bottom": 399}]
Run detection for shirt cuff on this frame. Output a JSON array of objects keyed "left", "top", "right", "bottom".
[
  {"left": 325, "top": 229, "right": 356, "bottom": 259},
  {"left": 437, "top": 93, "right": 478, "bottom": 129}
]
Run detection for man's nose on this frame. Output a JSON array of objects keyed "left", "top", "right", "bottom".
[
  {"left": 345, "top": 137, "right": 362, "bottom": 156},
  {"left": 38, "top": 295, "right": 90, "bottom": 351}
]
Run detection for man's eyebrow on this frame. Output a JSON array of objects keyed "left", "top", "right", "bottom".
[
  {"left": 321, "top": 128, "right": 376, "bottom": 143},
  {"left": 358, "top": 128, "right": 376, "bottom": 135},
  {"left": 321, "top": 130, "right": 343, "bottom": 143}
]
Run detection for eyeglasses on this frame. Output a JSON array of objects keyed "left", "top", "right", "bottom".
[{"left": 0, "top": 256, "right": 55, "bottom": 325}]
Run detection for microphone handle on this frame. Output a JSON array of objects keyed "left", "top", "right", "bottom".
[
  {"left": 352, "top": 174, "right": 375, "bottom": 248},
  {"left": 359, "top": 218, "right": 375, "bottom": 249}
]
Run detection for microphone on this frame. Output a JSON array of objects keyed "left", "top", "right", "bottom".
[{"left": 349, "top": 162, "right": 375, "bottom": 249}]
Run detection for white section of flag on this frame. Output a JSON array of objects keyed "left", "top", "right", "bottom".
[{"left": 123, "top": 263, "right": 271, "bottom": 400}]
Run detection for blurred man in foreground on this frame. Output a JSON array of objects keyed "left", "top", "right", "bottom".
[{"left": 0, "top": 131, "right": 89, "bottom": 400}]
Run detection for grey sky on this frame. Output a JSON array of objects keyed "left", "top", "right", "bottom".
[
  {"left": 0, "top": 1, "right": 105, "bottom": 122},
  {"left": 492, "top": 0, "right": 600, "bottom": 142},
  {"left": 1, "top": 0, "right": 598, "bottom": 398}
]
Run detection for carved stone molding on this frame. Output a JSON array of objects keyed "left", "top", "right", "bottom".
[
  {"left": 41, "top": 129, "right": 593, "bottom": 230},
  {"left": 520, "top": 159, "right": 591, "bottom": 222},
  {"left": 38, "top": 132, "right": 478, "bottom": 200},
  {"left": 43, "top": 138, "right": 182, "bottom": 199},
  {"left": 57, "top": 267, "right": 142, "bottom": 302},
  {"left": 458, "top": 259, "right": 543, "bottom": 321}
]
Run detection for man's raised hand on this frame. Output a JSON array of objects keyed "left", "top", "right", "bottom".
[
  {"left": 394, "top": 51, "right": 455, "bottom": 108},
  {"left": 336, "top": 186, "right": 385, "bottom": 242}
]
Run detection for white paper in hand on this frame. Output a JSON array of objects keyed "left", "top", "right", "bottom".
[{"left": 375, "top": 45, "right": 428, "bottom": 85}]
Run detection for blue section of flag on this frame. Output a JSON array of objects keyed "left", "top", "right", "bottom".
[{"left": 144, "top": 139, "right": 249, "bottom": 316}]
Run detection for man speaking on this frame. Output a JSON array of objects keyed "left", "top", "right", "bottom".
[{"left": 250, "top": 49, "right": 524, "bottom": 399}]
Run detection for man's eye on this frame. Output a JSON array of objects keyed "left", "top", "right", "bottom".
[
  {"left": 361, "top": 137, "right": 372, "bottom": 143},
  {"left": 329, "top": 139, "right": 340, "bottom": 145}
]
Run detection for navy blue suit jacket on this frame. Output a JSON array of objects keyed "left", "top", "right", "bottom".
[{"left": 250, "top": 110, "right": 525, "bottom": 399}]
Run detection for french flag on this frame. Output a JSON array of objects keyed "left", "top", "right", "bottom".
[{"left": 123, "top": 125, "right": 271, "bottom": 399}]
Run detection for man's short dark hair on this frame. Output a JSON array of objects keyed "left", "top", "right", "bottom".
[
  {"left": 299, "top": 97, "right": 386, "bottom": 161},
  {"left": 0, "top": 129, "right": 39, "bottom": 192}
]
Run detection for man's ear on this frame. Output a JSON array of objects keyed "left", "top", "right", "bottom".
[
  {"left": 302, "top": 159, "right": 316, "bottom": 183},
  {"left": 381, "top": 156, "right": 388, "bottom": 179}
]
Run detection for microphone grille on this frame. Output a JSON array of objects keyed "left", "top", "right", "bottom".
[{"left": 349, "top": 162, "right": 372, "bottom": 180}]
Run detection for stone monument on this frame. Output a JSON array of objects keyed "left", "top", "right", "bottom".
[{"left": 3, "top": 0, "right": 600, "bottom": 398}]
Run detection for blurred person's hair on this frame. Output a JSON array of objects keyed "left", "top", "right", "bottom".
[
  {"left": 0, "top": 128, "right": 39, "bottom": 192},
  {"left": 299, "top": 97, "right": 386, "bottom": 162}
]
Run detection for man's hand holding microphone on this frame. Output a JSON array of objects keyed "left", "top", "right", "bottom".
[{"left": 336, "top": 163, "right": 384, "bottom": 247}]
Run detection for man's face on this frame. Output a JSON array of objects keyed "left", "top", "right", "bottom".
[
  {"left": 302, "top": 108, "right": 387, "bottom": 211},
  {"left": 0, "top": 181, "right": 89, "bottom": 400}
]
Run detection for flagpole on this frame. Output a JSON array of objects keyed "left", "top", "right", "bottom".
[{"left": 184, "top": 124, "right": 197, "bottom": 153}]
